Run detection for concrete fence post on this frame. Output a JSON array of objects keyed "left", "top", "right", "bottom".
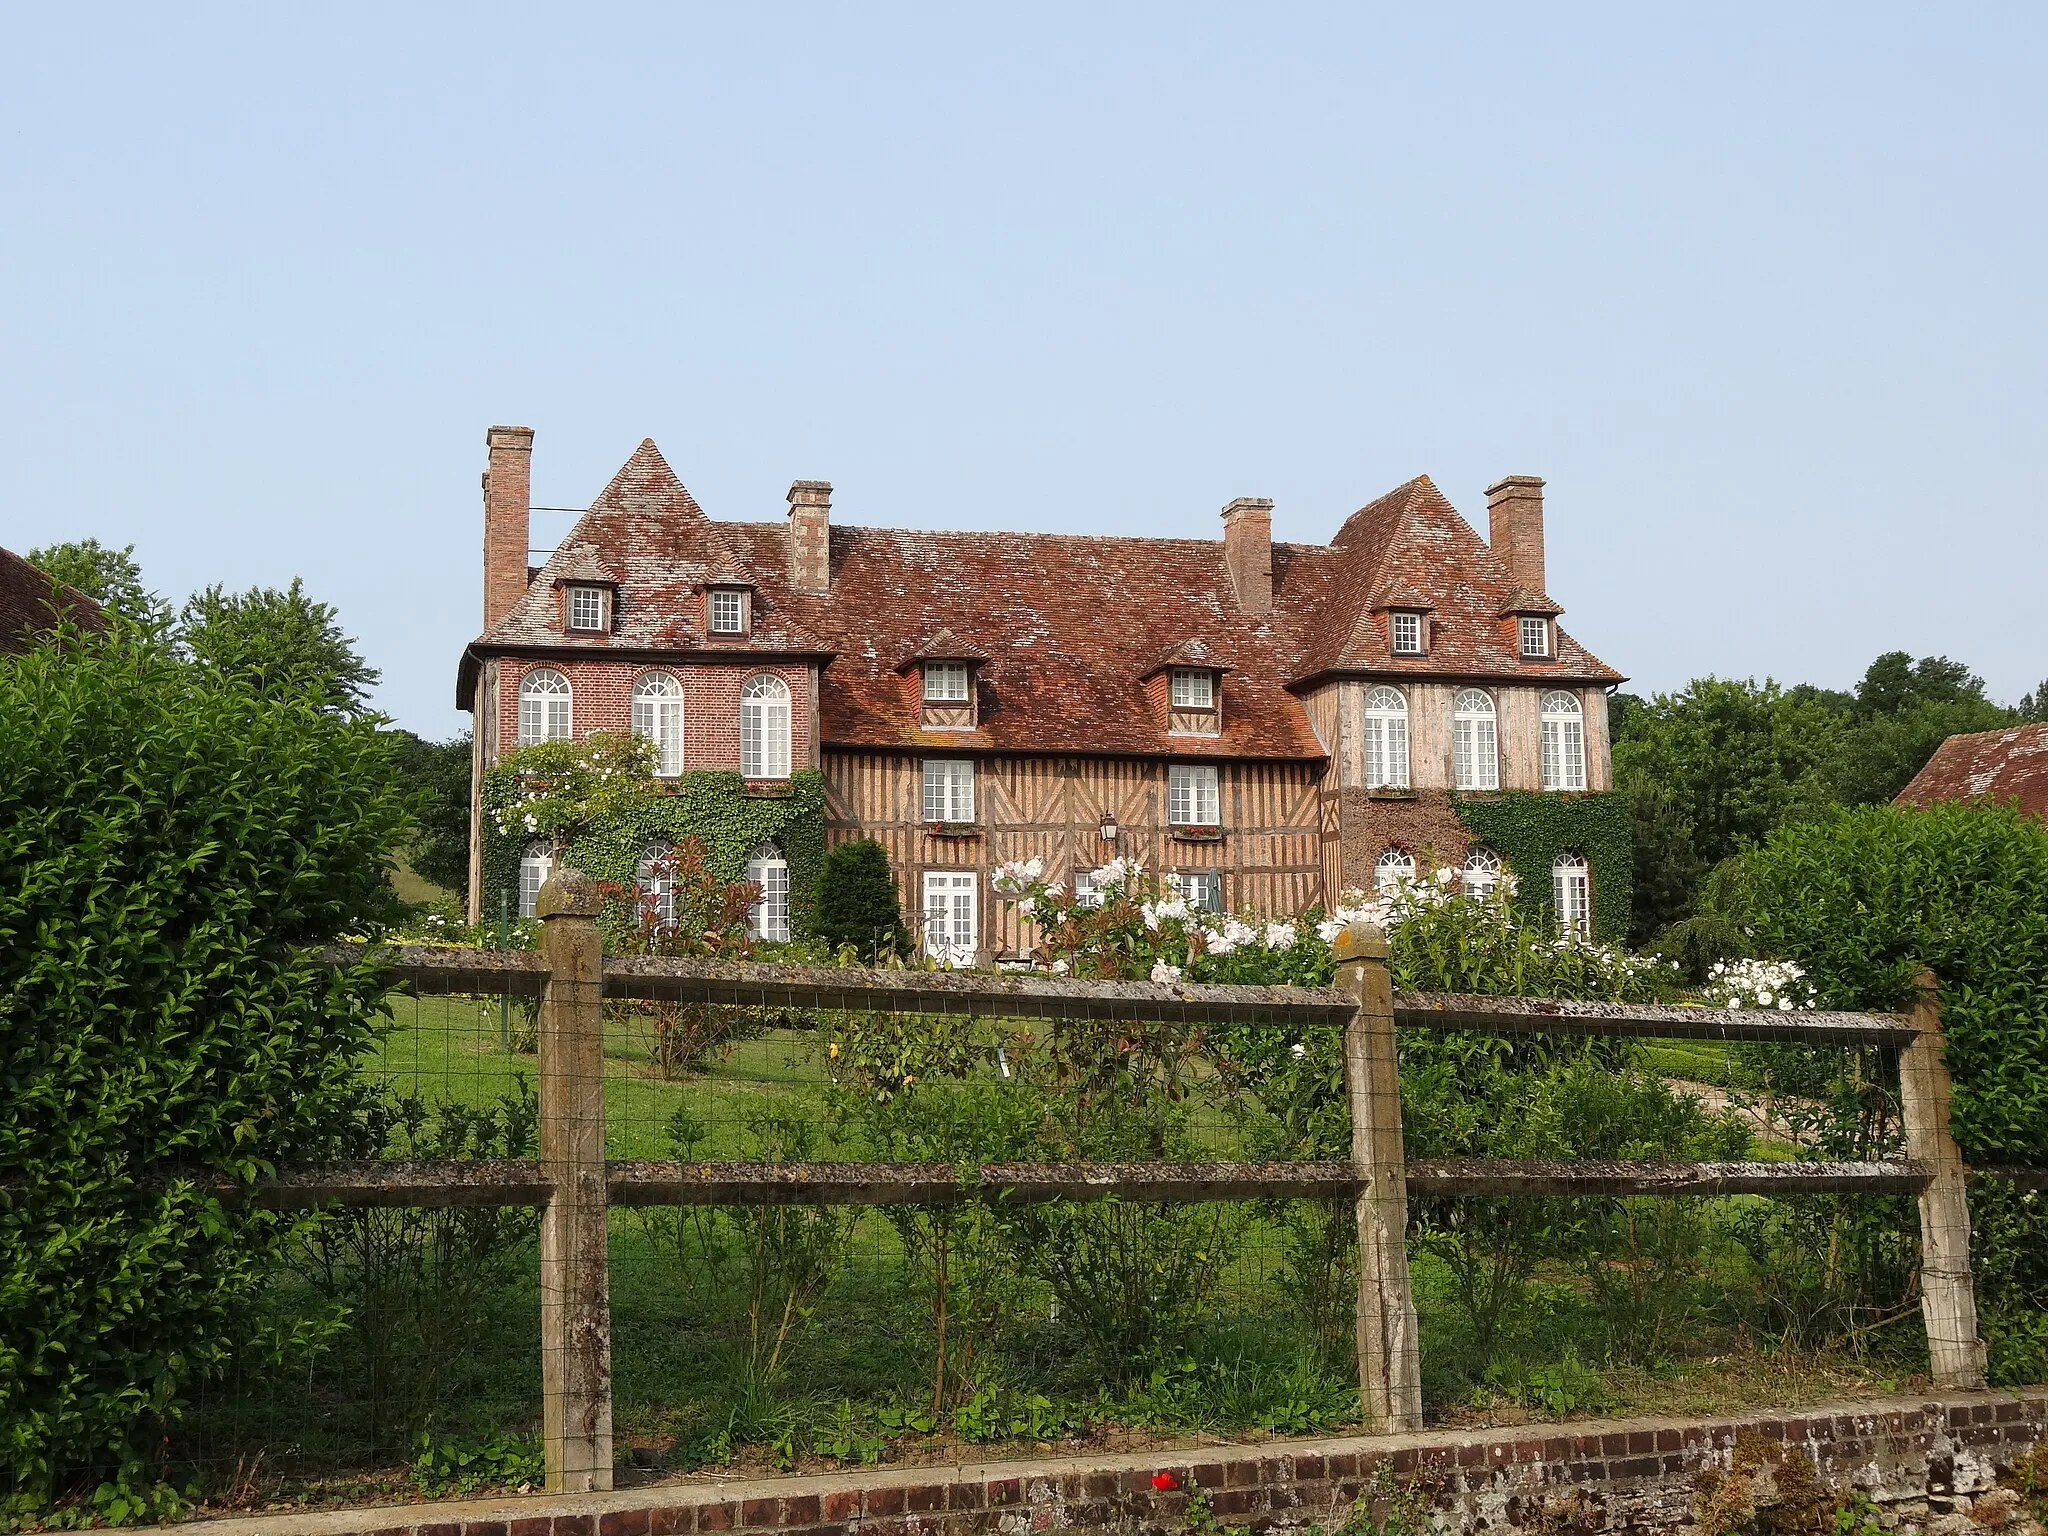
[
  {"left": 1333, "top": 923, "right": 1423, "bottom": 1433},
  {"left": 536, "top": 868, "right": 614, "bottom": 1491},
  {"left": 1898, "top": 970, "right": 1987, "bottom": 1390}
]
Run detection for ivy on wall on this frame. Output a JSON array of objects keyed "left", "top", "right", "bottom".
[
  {"left": 479, "top": 767, "right": 827, "bottom": 937},
  {"left": 1452, "top": 789, "right": 1633, "bottom": 941}
]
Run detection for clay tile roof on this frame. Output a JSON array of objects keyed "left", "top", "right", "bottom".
[
  {"left": 897, "top": 626, "right": 990, "bottom": 669},
  {"left": 1498, "top": 588, "right": 1565, "bottom": 617},
  {"left": 1371, "top": 580, "right": 1435, "bottom": 613},
  {"left": 1144, "top": 637, "right": 1236, "bottom": 677},
  {"left": 549, "top": 543, "right": 621, "bottom": 586},
  {"left": 0, "top": 545, "right": 105, "bottom": 654},
  {"left": 466, "top": 442, "right": 1625, "bottom": 755},
  {"left": 1895, "top": 725, "right": 2048, "bottom": 820}
]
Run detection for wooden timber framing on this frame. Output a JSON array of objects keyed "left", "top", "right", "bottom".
[{"left": 820, "top": 750, "right": 1325, "bottom": 958}]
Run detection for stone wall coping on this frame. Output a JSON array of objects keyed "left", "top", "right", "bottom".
[{"left": 183, "top": 1388, "right": 2048, "bottom": 1536}]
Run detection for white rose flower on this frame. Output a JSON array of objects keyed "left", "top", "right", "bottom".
[
  {"left": 1290, "top": 1042, "right": 1307, "bottom": 1060},
  {"left": 1149, "top": 960, "right": 1183, "bottom": 985}
]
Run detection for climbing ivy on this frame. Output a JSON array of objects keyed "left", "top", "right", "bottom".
[
  {"left": 1451, "top": 789, "right": 1632, "bottom": 941},
  {"left": 479, "top": 768, "right": 826, "bottom": 938}
]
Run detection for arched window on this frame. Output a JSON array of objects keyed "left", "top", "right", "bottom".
[
  {"left": 517, "top": 668, "right": 572, "bottom": 745},
  {"left": 631, "top": 672, "right": 684, "bottom": 777},
  {"left": 1462, "top": 845, "right": 1505, "bottom": 900},
  {"left": 1363, "top": 685, "right": 1410, "bottom": 790},
  {"left": 1452, "top": 688, "right": 1499, "bottom": 791},
  {"left": 518, "top": 841, "right": 553, "bottom": 919},
  {"left": 740, "top": 675, "right": 791, "bottom": 780},
  {"left": 1553, "top": 853, "right": 1590, "bottom": 937},
  {"left": 1374, "top": 846, "right": 1416, "bottom": 895},
  {"left": 1540, "top": 691, "right": 1587, "bottom": 791},
  {"left": 747, "top": 843, "right": 790, "bottom": 941},
  {"left": 635, "top": 842, "right": 676, "bottom": 926}
]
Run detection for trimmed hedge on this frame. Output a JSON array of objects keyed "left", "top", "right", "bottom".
[
  {"left": 0, "top": 631, "right": 409, "bottom": 1510},
  {"left": 1452, "top": 789, "right": 1633, "bottom": 942},
  {"left": 479, "top": 767, "right": 827, "bottom": 937}
]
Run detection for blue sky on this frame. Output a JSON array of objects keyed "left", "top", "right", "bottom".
[{"left": 4, "top": 5, "right": 2043, "bottom": 735}]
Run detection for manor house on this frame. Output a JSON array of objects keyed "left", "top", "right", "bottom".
[{"left": 457, "top": 428, "right": 1623, "bottom": 959}]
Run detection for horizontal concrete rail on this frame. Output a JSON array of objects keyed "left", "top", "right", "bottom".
[{"left": 327, "top": 945, "right": 1915, "bottom": 1045}]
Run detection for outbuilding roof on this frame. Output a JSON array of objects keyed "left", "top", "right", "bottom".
[
  {"left": 0, "top": 546, "right": 105, "bottom": 654},
  {"left": 1896, "top": 724, "right": 2048, "bottom": 820}
]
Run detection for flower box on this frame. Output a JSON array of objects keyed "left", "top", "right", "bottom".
[
  {"left": 925, "top": 821, "right": 981, "bottom": 838},
  {"left": 742, "top": 779, "right": 795, "bottom": 798},
  {"left": 1365, "top": 788, "right": 1417, "bottom": 802},
  {"left": 1170, "top": 825, "right": 1223, "bottom": 842}
]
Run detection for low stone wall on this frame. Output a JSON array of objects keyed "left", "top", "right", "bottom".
[{"left": 192, "top": 1390, "right": 2047, "bottom": 1536}]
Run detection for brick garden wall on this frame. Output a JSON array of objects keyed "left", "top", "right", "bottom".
[{"left": 189, "top": 1391, "right": 2047, "bottom": 1536}]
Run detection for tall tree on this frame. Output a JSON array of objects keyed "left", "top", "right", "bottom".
[
  {"left": 24, "top": 538, "right": 167, "bottom": 627},
  {"left": 179, "top": 578, "right": 379, "bottom": 713},
  {"left": 391, "top": 731, "right": 473, "bottom": 895}
]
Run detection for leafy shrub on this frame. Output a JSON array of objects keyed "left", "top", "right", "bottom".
[
  {"left": 813, "top": 839, "right": 909, "bottom": 960},
  {"left": 0, "top": 629, "right": 410, "bottom": 1510}
]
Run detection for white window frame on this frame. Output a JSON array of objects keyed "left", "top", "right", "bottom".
[
  {"left": 635, "top": 842, "right": 677, "bottom": 926},
  {"left": 1540, "top": 690, "right": 1587, "bottom": 791},
  {"left": 1374, "top": 846, "right": 1416, "bottom": 895},
  {"left": 518, "top": 841, "right": 553, "bottom": 919},
  {"left": 1553, "top": 853, "right": 1591, "bottom": 937},
  {"left": 922, "top": 661, "right": 970, "bottom": 703},
  {"left": 740, "top": 674, "right": 792, "bottom": 779},
  {"left": 1390, "top": 612, "right": 1423, "bottom": 655},
  {"left": 1169, "top": 668, "right": 1215, "bottom": 709},
  {"left": 709, "top": 587, "right": 747, "bottom": 635},
  {"left": 1179, "top": 869, "right": 1223, "bottom": 913},
  {"left": 631, "top": 671, "right": 685, "bottom": 777},
  {"left": 1073, "top": 870, "right": 1104, "bottom": 908},
  {"left": 745, "top": 843, "right": 790, "bottom": 941},
  {"left": 1452, "top": 688, "right": 1499, "bottom": 791},
  {"left": 1362, "top": 685, "right": 1410, "bottom": 790},
  {"left": 1167, "top": 764, "right": 1221, "bottom": 827},
  {"left": 1462, "top": 845, "right": 1504, "bottom": 900},
  {"left": 517, "top": 667, "right": 573, "bottom": 745},
  {"left": 1519, "top": 616, "right": 1550, "bottom": 658},
  {"left": 922, "top": 869, "right": 978, "bottom": 966},
  {"left": 567, "top": 585, "right": 608, "bottom": 633},
  {"left": 921, "top": 758, "right": 976, "bottom": 823}
]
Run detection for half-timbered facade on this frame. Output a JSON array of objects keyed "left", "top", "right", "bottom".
[{"left": 456, "top": 428, "right": 1624, "bottom": 955}]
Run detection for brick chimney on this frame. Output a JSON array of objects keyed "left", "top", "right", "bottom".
[
  {"left": 1220, "top": 497, "right": 1274, "bottom": 616},
  {"left": 1485, "top": 475, "right": 1546, "bottom": 596},
  {"left": 787, "top": 480, "right": 832, "bottom": 593},
  {"left": 482, "top": 425, "right": 535, "bottom": 629}
]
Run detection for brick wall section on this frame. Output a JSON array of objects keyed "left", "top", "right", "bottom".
[
  {"left": 190, "top": 1391, "right": 2046, "bottom": 1536},
  {"left": 488, "top": 660, "right": 815, "bottom": 774}
]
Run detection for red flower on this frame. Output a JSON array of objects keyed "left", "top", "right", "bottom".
[{"left": 1151, "top": 1473, "right": 1178, "bottom": 1491}]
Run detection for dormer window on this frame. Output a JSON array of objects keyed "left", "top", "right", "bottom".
[
  {"left": 566, "top": 585, "right": 609, "bottom": 633},
  {"left": 709, "top": 587, "right": 749, "bottom": 636},
  {"left": 1391, "top": 612, "right": 1424, "bottom": 655},
  {"left": 923, "top": 661, "right": 970, "bottom": 703},
  {"left": 1519, "top": 616, "right": 1550, "bottom": 658},
  {"left": 1169, "top": 668, "right": 1215, "bottom": 709}
]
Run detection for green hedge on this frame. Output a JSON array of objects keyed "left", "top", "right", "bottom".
[
  {"left": 1452, "top": 789, "right": 1633, "bottom": 941},
  {"left": 479, "top": 767, "right": 827, "bottom": 936}
]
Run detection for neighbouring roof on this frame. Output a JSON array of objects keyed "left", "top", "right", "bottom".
[
  {"left": 1896, "top": 725, "right": 2048, "bottom": 820},
  {"left": 462, "top": 444, "right": 1622, "bottom": 759},
  {"left": 0, "top": 546, "right": 105, "bottom": 655}
]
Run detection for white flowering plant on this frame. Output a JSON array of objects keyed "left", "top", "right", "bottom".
[
  {"left": 485, "top": 732, "right": 658, "bottom": 854},
  {"left": 1702, "top": 958, "right": 1817, "bottom": 1012}
]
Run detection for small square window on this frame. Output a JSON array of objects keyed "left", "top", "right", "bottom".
[
  {"left": 923, "top": 661, "right": 970, "bottom": 702},
  {"left": 567, "top": 585, "right": 607, "bottom": 632},
  {"left": 1179, "top": 870, "right": 1223, "bottom": 912},
  {"left": 1519, "top": 616, "right": 1550, "bottom": 658},
  {"left": 1169, "top": 668, "right": 1215, "bottom": 709},
  {"left": 709, "top": 588, "right": 746, "bottom": 635},
  {"left": 1073, "top": 870, "right": 1104, "bottom": 908},
  {"left": 1391, "top": 612, "right": 1423, "bottom": 655}
]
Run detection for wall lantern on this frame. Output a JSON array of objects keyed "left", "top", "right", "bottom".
[{"left": 1098, "top": 811, "right": 1119, "bottom": 843}]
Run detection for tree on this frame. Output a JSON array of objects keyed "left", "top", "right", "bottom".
[
  {"left": 2017, "top": 680, "right": 2048, "bottom": 722},
  {"left": 23, "top": 538, "right": 166, "bottom": 628},
  {"left": 1852, "top": 651, "right": 1986, "bottom": 717},
  {"left": 391, "top": 731, "right": 473, "bottom": 896},
  {"left": 0, "top": 628, "right": 412, "bottom": 1510},
  {"left": 813, "top": 839, "right": 909, "bottom": 959},
  {"left": 180, "top": 578, "right": 379, "bottom": 713}
]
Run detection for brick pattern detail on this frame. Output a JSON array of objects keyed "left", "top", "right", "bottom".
[
  {"left": 192, "top": 1392, "right": 2048, "bottom": 1536},
  {"left": 484, "top": 427, "right": 535, "bottom": 633},
  {"left": 489, "top": 659, "right": 814, "bottom": 776}
]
